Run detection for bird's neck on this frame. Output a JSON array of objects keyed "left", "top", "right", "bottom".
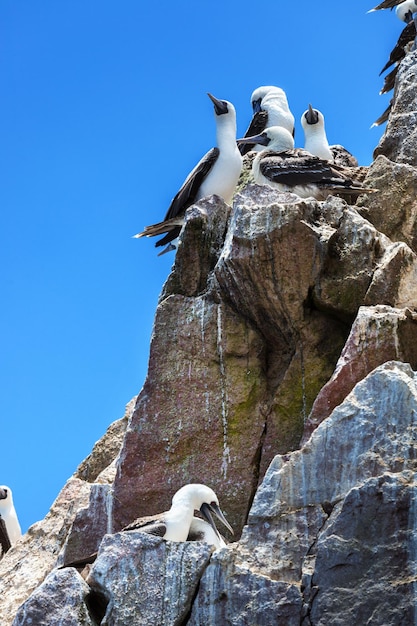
[
  {"left": 165, "top": 500, "right": 195, "bottom": 541},
  {"left": 215, "top": 115, "right": 237, "bottom": 152}
]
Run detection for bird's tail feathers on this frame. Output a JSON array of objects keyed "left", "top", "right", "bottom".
[{"left": 132, "top": 216, "right": 185, "bottom": 239}]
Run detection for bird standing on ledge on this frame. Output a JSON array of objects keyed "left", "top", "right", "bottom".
[{"left": 133, "top": 93, "right": 242, "bottom": 255}]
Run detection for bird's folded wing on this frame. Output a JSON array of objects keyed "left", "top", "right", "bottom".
[
  {"left": 259, "top": 151, "right": 336, "bottom": 186},
  {"left": 123, "top": 513, "right": 167, "bottom": 537},
  {"left": 380, "top": 21, "right": 416, "bottom": 75},
  {"left": 0, "top": 516, "right": 11, "bottom": 554},
  {"left": 163, "top": 147, "right": 219, "bottom": 220},
  {"left": 372, "top": 0, "right": 403, "bottom": 10}
]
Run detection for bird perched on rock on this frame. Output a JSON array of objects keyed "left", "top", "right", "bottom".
[
  {"left": 237, "top": 126, "right": 373, "bottom": 201},
  {"left": 239, "top": 85, "right": 295, "bottom": 156},
  {"left": 301, "top": 105, "right": 333, "bottom": 161},
  {"left": 133, "top": 93, "right": 242, "bottom": 255},
  {"left": 0, "top": 485, "right": 22, "bottom": 555},
  {"left": 123, "top": 483, "right": 233, "bottom": 543},
  {"left": 61, "top": 483, "right": 232, "bottom": 572}
]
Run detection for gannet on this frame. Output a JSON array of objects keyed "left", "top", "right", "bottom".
[
  {"left": 396, "top": 0, "right": 417, "bottom": 21},
  {"left": 123, "top": 483, "right": 233, "bottom": 542},
  {"left": 237, "top": 126, "right": 373, "bottom": 201},
  {"left": 239, "top": 86, "right": 295, "bottom": 156},
  {"left": 133, "top": 93, "right": 242, "bottom": 255},
  {"left": 61, "top": 483, "right": 232, "bottom": 571},
  {"left": 0, "top": 486, "right": 22, "bottom": 555},
  {"left": 301, "top": 105, "right": 333, "bottom": 161}
]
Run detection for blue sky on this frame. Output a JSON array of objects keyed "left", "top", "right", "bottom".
[{"left": 1, "top": 0, "right": 402, "bottom": 532}]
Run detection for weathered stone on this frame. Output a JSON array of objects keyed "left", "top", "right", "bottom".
[
  {"left": 161, "top": 195, "right": 231, "bottom": 299},
  {"left": 112, "top": 293, "right": 267, "bottom": 535},
  {"left": 87, "top": 532, "right": 212, "bottom": 626},
  {"left": 303, "top": 305, "right": 417, "bottom": 441},
  {"left": 75, "top": 399, "right": 133, "bottom": 483},
  {"left": 188, "top": 547, "right": 302, "bottom": 626},
  {"left": 374, "top": 49, "right": 417, "bottom": 166},
  {"left": 308, "top": 472, "right": 417, "bottom": 626},
  {"left": 241, "top": 362, "right": 417, "bottom": 579},
  {"left": 186, "top": 362, "right": 417, "bottom": 624},
  {"left": 58, "top": 483, "right": 113, "bottom": 566},
  {"left": 12, "top": 568, "right": 95, "bottom": 626},
  {"left": 0, "top": 479, "right": 91, "bottom": 626},
  {"left": 357, "top": 155, "right": 417, "bottom": 254}
]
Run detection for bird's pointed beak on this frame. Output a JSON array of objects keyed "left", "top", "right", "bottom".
[
  {"left": 207, "top": 93, "right": 229, "bottom": 116},
  {"left": 305, "top": 104, "right": 319, "bottom": 125},
  {"left": 200, "top": 502, "right": 234, "bottom": 537},
  {"left": 237, "top": 132, "right": 270, "bottom": 147}
]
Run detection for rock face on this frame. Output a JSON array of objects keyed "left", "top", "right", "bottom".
[
  {"left": 3, "top": 38, "right": 417, "bottom": 626},
  {"left": 374, "top": 49, "right": 417, "bottom": 167}
]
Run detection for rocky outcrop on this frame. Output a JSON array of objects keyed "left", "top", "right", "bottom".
[
  {"left": 2, "top": 34, "right": 417, "bottom": 626},
  {"left": 374, "top": 49, "right": 417, "bottom": 168},
  {"left": 11, "top": 362, "right": 417, "bottom": 625}
]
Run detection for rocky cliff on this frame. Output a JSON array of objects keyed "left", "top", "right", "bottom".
[{"left": 2, "top": 50, "right": 417, "bottom": 626}]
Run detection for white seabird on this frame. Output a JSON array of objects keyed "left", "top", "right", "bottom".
[
  {"left": 61, "top": 483, "right": 232, "bottom": 571},
  {"left": 237, "top": 126, "right": 373, "bottom": 201},
  {"left": 239, "top": 86, "right": 295, "bottom": 156},
  {"left": 133, "top": 93, "right": 242, "bottom": 255},
  {"left": 123, "top": 483, "right": 233, "bottom": 542},
  {"left": 0, "top": 485, "right": 22, "bottom": 555},
  {"left": 301, "top": 105, "right": 333, "bottom": 161},
  {"left": 396, "top": 0, "right": 417, "bottom": 21}
]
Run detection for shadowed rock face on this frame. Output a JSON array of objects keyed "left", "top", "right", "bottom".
[{"left": 3, "top": 40, "right": 417, "bottom": 626}]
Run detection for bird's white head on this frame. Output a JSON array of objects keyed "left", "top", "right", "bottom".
[
  {"left": 237, "top": 125, "right": 294, "bottom": 152},
  {"left": 172, "top": 483, "right": 219, "bottom": 509},
  {"left": 0, "top": 486, "right": 14, "bottom": 512},
  {"left": 251, "top": 85, "right": 287, "bottom": 113},
  {"left": 396, "top": 0, "right": 417, "bottom": 23},
  {"left": 172, "top": 483, "right": 233, "bottom": 536},
  {"left": 301, "top": 105, "right": 325, "bottom": 131},
  {"left": 207, "top": 93, "right": 236, "bottom": 120}
]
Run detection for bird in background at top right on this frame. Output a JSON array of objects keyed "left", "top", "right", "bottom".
[{"left": 368, "top": 0, "right": 417, "bottom": 127}]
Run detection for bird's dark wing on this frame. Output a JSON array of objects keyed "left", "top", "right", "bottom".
[
  {"left": 239, "top": 111, "right": 269, "bottom": 155},
  {"left": 123, "top": 513, "right": 167, "bottom": 537},
  {"left": 163, "top": 147, "right": 219, "bottom": 221},
  {"left": 380, "top": 21, "right": 416, "bottom": 75},
  {"left": 0, "top": 516, "right": 11, "bottom": 554},
  {"left": 380, "top": 65, "right": 399, "bottom": 94},
  {"left": 372, "top": 0, "right": 403, "bottom": 9},
  {"left": 372, "top": 100, "right": 393, "bottom": 127},
  {"left": 259, "top": 151, "right": 337, "bottom": 186}
]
